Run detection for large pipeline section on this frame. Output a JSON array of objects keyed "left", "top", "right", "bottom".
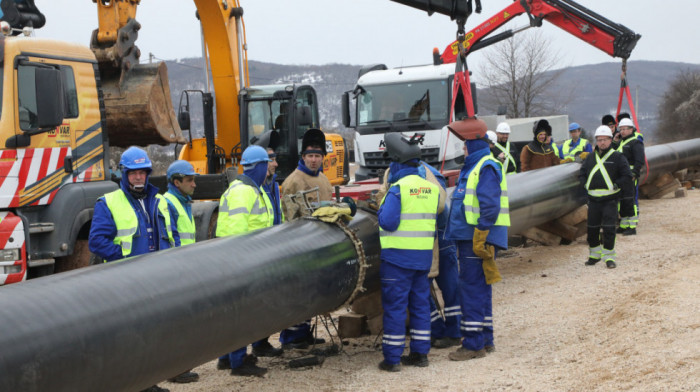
[{"left": 0, "top": 139, "right": 699, "bottom": 391}]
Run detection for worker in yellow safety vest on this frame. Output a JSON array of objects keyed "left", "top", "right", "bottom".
[
  {"left": 377, "top": 133, "right": 440, "bottom": 372},
  {"left": 164, "top": 160, "right": 198, "bottom": 247},
  {"left": 216, "top": 145, "right": 273, "bottom": 377},
  {"left": 559, "top": 122, "right": 592, "bottom": 162}
]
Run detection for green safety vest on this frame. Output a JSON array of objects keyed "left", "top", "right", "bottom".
[
  {"left": 103, "top": 190, "right": 174, "bottom": 257},
  {"left": 464, "top": 155, "right": 510, "bottom": 227},
  {"left": 164, "top": 192, "right": 196, "bottom": 246},
  {"left": 216, "top": 179, "right": 273, "bottom": 236},
  {"left": 379, "top": 175, "right": 439, "bottom": 251},
  {"left": 562, "top": 138, "right": 589, "bottom": 159},
  {"left": 493, "top": 141, "right": 516, "bottom": 174},
  {"left": 585, "top": 149, "right": 619, "bottom": 197}
]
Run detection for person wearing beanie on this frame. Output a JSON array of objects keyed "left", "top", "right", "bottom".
[
  {"left": 519, "top": 119, "right": 560, "bottom": 172},
  {"left": 444, "top": 125, "right": 509, "bottom": 362}
]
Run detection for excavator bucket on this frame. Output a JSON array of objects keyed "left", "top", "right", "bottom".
[{"left": 101, "top": 61, "right": 186, "bottom": 147}]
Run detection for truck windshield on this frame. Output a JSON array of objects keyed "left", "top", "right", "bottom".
[
  {"left": 245, "top": 97, "right": 290, "bottom": 153},
  {"left": 357, "top": 79, "right": 449, "bottom": 127}
]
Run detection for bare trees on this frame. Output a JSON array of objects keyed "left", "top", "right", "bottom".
[
  {"left": 476, "top": 30, "right": 570, "bottom": 118},
  {"left": 656, "top": 69, "right": 700, "bottom": 143}
]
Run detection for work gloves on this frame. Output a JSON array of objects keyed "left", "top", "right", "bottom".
[
  {"left": 560, "top": 157, "right": 574, "bottom": 164},
  {"left": 472, "top": 228, "right": 502, "bottom": 284},
  {"left": 312, "top": 206, "right": 353, "bottom": 223},
  {"left": 578, "top": 152, "right": 589, "bottom": 160}
]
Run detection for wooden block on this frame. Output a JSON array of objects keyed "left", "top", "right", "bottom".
[
  {"left": 675, "top": 187, "right": 688, "bottom": 198},
  {"left": 649, "top": 179, "right": 682, "bottom": 199},
  {"left": 673, "top": 169, "right": 688, "bottom": 182},
  {"left": 651, "top": 172, "right": 675, "bottom": 188},
  {"left": 338, "top": 313, "right": 367, "bottom": 339},
  {"left": 537, "top": 220, "right": 579, "bottom": 242},
  {"left": 366, "top": 314, "right": 383, "bottom": 336},
  {"left": 639, "top": 183, "right": 657, "bottom": 198},
  {"left": 351, "top": 292, "right": 383, "bottom": 319},
  {"left": 574, "top": 221, "right": 587, "bottom": 239},
  {"left": 521, "top": 226, "right": 561, "bottom": 246},
  {"left": 557, "top": 205, "right": 588, "bottom": 226},
  {"left": 682, "top": 181, "right": 693, "bottom": 190}
]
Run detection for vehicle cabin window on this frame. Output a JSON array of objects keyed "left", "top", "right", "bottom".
[{"left": 17, "top": 64, "right": 78, "bottom": 131}]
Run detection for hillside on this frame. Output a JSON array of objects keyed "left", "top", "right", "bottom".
[{"left": 163, "top": 58, "right": 700, "bottom": 144}]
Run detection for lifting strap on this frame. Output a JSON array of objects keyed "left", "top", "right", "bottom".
[{"left": 615, "top": 59, "right": 649, "bottom": 183}]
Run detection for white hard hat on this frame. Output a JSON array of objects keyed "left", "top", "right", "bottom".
[
  {"left": 486, "top": 130, "right": 498, "bottom": 144},
  {"left": 594, "top": 125, "right": 613, "bottom": 138},
  {"left": 618, "top": 118, "right": 635, "bottom": 128},
  {"left": 496, "top": 122, "right": 511, "bottom": 134}
]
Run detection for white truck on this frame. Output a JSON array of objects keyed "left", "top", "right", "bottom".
[{"left": 342, "top": 63, "right": 469, "bottom": 181}]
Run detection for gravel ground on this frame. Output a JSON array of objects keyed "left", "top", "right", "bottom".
[{"left": 165, "top": 190, "right": 700, "bottom": 392}]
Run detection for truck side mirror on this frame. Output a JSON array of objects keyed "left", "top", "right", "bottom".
[
  {"left": 341, "top": 91, "right": 351, "bottom": 128},
  {"left": 296, "top": 105, "right": 312, "bottom": 126},
  {"left": 34, "top": 67, "right": 64, "bottom": 130}
]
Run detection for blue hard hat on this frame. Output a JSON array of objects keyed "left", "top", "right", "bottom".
[
  {"left": 241, "top": 145, "right": 271, "bottom": 166},
  {"left": 167, "top": 160, "right": 197, "bottom": 180},
  {"left": 568, "top": 122, "right": 581, "bottom": 132},
  {"left": 120, "top": 147, "right": 152, "bottom": 172}
]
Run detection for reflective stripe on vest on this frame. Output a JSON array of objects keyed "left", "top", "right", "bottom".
[
  {"left": 585, "top": 149, "right": 619, "bottom": 197},
  {"left": 379, "top": 175, "right": 439, "bottom": 251},
  {"left": 464, "top": 156, "right": 510, "bottom": 226},
  {"left": 552, "top": 143, "right": 560, "bottom": 158},
  {"left": 217, "top": 180, "right": 274, "bottom": 236},
  {"left": 562, "top": 138, "right": 589, "bottom": 159},
  {"left": 164, "top": 192, "right": 196, "bottom": 246},
  {"left": 493, "top": 141, "right": 516, "bottom": 173},
  {"left": 616, "top": 137, "right": 636, "bottom": 170},
  {"left": 103, "top": 190, "right": 174, "bottom": 257}
]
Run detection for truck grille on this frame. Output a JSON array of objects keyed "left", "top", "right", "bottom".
[{"left": 362, "top": 148, "right": 440, "bottom": 177}]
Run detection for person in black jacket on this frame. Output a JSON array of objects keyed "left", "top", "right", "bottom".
[
  {"left": 579, "top": 126, "right": 633, "bottom": 269},
  {"left": 615, "top": 118, "right": 645, "bottom": 236}
]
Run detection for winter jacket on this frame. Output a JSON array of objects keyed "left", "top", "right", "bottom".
[
  {"left": 280, "top": 160, "right": 333, "bottom": 220},
  {"left": 520, "top": 141, "right": 560, "bottom": 172},
  {"left": 578, "top": 146, "right": 633, "bottom": 203},
  {"left": 616, "top": 134, "right": 645, "bottom": 179}
]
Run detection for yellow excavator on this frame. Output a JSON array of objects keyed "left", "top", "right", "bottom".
[{"left": 92, "top": 0, "right": 348, "bottom": 185}]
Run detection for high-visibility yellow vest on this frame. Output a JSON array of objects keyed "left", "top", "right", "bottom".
[
  {"left": 379, "top": 175, "right": 439, "bottom": 251},
  {"left": 552, "top": 143, "right": 561, "bottom": 158},
  {"left": 585, "top": 149, "right": 619, "bottom": 197},
  {"left": 464, "top": 155, "right": 510, "bottom": 226},
  {"left": 562, "top": 138, "right": 589, "bottom": 159},
  {"left": 493, "top": 141, "right": 516, "bottom": 173},
  {"left": 164, "top": 192, "right": 196, "bottom": 246},
  {"left": 217, "top": 179, "right": 273, "bottom": 236},
  {"left": 103, "top": 190, "right": 174, "bottom": 257}
]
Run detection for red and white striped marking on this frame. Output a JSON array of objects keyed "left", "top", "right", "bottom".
[
  {"left": 0, "top": 147, "right": 72, "bottom": 208},
  {"left": 0, "top": 211, "right": 26, "bottom": 285}
]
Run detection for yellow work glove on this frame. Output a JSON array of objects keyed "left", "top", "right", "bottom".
[
  {"left": 579, "top": 152, "right": 589, "bottom": 160},
  {"left": 312, "top": 206, "right": 353, "bottom": 223},
  {"left": 473, "top": 228, "right": 502, "bottom": 284},
  {"left": 559, "top": 158, "right": 574, "bottom": 164}
]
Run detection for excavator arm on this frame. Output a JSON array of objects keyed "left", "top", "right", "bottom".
[{"left": 440, "top": 0, "right": 641, "bottom": 64}]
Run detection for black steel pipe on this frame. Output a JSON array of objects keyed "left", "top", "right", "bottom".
[
  {"left": 1, "top": 139, "right": 699, "bottom": 391},
  {"left": 0, "top": 212, "right": 380, "bottom": 392}
]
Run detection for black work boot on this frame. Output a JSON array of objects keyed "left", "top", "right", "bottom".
[
  {"left": 606, "top": 259, "right": 617, "bottom": 269},
  {"left": 230, "top": 362, "right": 267, "bottom": 377},
  {"left": 431, "top": 337, "right": 461, "bottom": 349},
  {"left": 168, "top": 370, "right": 199, "bottom": 383},
  {"left": 616, "top": 226, "right": 625, "bottom": 234},
  {"left": 252, "top": 340, "right": 283, "bottom": 357},
  {"left": 216, "top": 357, "right": 231, "bottom": 370},
  {"left": 623, "top": 228, "right": 637, "bottom": 236},
  {"left": 484, "top": 345, "right": 496, "bottom": 353},
  {"left": 378, "top": 360, "right": 401, "bottom": 372},
  {"left": 139, "top": 386, "right": 169, "bottom": 392},
  {"left": 400, "top": 352, "right": 429, "bottom": 367},
  {"left": 585, "top": 257, "right": 600, "bottom": 266}
]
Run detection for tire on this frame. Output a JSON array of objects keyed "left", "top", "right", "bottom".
[{"left": 54, "top": 239, "right": 92, "bottom": 273}]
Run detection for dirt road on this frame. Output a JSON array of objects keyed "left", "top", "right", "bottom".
[{"left": 166, "top": 190, "right": 700, "bottom": 392}]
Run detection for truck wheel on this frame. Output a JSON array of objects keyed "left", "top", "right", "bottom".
[{"left": 54, "top": 239, "right": 91, "bottom": 273}]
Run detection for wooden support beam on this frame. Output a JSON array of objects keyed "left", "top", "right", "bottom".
[{"left": 521, "top": 226, "right": 562, "bottom": 246}]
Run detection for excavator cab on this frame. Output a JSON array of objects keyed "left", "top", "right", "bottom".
[{"left": 239, "top": 84, "right": 320, "bottom": 180}]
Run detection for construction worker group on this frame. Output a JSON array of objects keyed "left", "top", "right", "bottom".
[{"left": 87, "top": 114, "right": 644, "bottom": 383}]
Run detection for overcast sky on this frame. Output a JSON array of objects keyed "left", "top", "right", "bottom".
[{"left": 37, "top": 0, "right": 700, "bottom": 72}]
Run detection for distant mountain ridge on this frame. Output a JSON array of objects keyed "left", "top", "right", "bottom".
[{"left": 164, "top": 58, "right": 700, "bottom": 144}]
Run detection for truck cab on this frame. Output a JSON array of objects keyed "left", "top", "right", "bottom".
[{"left": 343, "top": 63, "right": 466, "bottom": 181}]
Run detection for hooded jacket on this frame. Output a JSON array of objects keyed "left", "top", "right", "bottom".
[{"left": 520, "top": 136, "right": 560, "bottom": 172}]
